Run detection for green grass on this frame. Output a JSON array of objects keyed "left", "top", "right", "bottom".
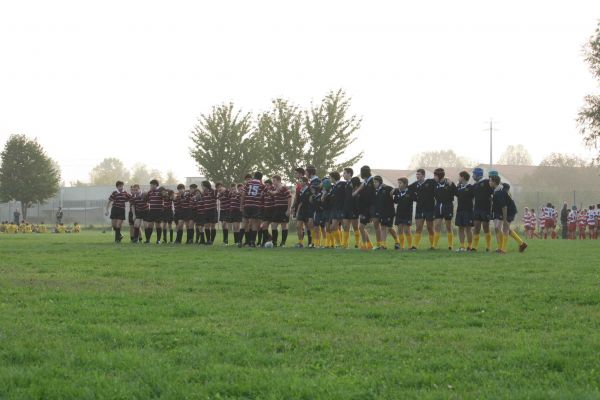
[{"left": 1, "top": 232, "right": 599, "bottom": 399}]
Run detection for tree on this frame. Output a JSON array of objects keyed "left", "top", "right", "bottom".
[
  {"left": 304, "top": 89, "right": 363, "bottom": 176},
  {"left": 258, "top": 99, "right": 308, "bottom": 183},
  {"left": 0, "top": 134, "right": 61, "bottom": 220},
  {"left": 539, "top": 153, "right": 590, "bottom": 168},
  {"left": 578, "top": 21, "right": 600, "bottom": 163},
  {"left": 409, "top": 150, "right": 473, "bottom": 169},
  {"left": 130, "top": 163, "right": 163, "bottom": 185},
  {"left": 190, "top": 103, "right": 262, "bottom": 184},
  {"left": 90, "top": 157, "right": 130, "bottom": 185},
  {"left": 497, "top": 144, "right": 533, "bottom": 165},
  {"left": 165, "top": 171, "right": 178, "bottom": 185}
]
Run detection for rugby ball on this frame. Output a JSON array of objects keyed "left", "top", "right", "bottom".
[{"left": 264, "top": 241, "right": 274, "bottom": 248}]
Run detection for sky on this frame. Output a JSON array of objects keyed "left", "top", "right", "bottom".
[{"left": 1, "top": 0, "right": 599, "bottom": 185}]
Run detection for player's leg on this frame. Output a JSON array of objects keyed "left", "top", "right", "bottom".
[
  {"left": 445, "top": 217, "right": 453, "bottom": 250},
  {"left": 414, "top": 217, "right": 424, "bottom": 249}
]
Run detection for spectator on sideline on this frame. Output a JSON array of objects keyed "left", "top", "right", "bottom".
[
  {"left": 560, "top": 202, "right": 569, "bottom": 239},
  {"left": 56, "top": 207, "right": 64, "bottom": 225},
  {"left": 13, "top": 210, "right": 20, "bottom": 226}
]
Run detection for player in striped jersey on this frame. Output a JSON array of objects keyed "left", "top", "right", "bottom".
[
  {"left": 258, "top": 179, "right": 274, "bottom": 247},
  {"left": 173, "top": 184, "right": 190, "bottom": 244},
  {"left": 201, "top": 181, "right": 218, "bottom": 245},
  {"left": 105, "top": 180, "right": 131, "bottom": 243},
  {"left": 228, "top": 184, "right": 243, "bottom": 245},
  {"left": 567, "top": 206, "right": 577, "bottom": 240},
  {"left": 269, "top": 175, "right": 292, "bottom": 247},
  {"left": 578, "top": 209, "right": 587, "bottom": 239},
  {"left": 131, "top": 184, "right": 147, "bottom": 243},
  {"left": 161, "top": 189, "right": 174, "bottom": 243},
  {"left": 143, "top": 179, "right": 164, "bottom": 244},
  {"left": 128, "top": 185, "right": 136, "bottom": 242},
  {"left": 216, "top": 183, "right": 230, "bottom": 245},
  {"left": 587, "top": 205, "right": 597, "bottom": 239},
  {"left": 522, "top": 207, "right": 534, "bottom": 239},
  {"left": 240, "top": 171, "right": 266, "bottom": 247}
]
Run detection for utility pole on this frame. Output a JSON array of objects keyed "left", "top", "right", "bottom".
[{"left": 489, "top": 119, "right": 494, "bottom": 167}]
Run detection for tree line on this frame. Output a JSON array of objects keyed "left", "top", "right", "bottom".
[{"left": 189, "top": 89, "right": 363, "bottom": 184}]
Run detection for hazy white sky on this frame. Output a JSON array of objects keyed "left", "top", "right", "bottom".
[{"left": 1, "top": 0, "right": 599, "bottom": 184}]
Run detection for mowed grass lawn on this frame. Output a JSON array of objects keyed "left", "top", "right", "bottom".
[{"left": 1, "top": 232, "right": 600, "bottom": 399}]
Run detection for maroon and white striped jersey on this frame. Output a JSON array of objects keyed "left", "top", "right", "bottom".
[
  {"left": 242, "top": 179, "right": 265, "bottom": 208},
  {"left": 146, "top": 188, "right": 164, "bottom": 210},
  {"left": 271, "top": 185, "right": 291, "bottom": 208},
  {"left": 109, "top": 190, "right": 131, "bottom": 209}
]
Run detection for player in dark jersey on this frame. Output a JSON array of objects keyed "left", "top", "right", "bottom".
[
  {"left": 490, "top": 175, "right": 517, "bottom": 253},
  {"left": 393, "top": 177, "right": 415, "bottom": 250},
  {"left": 127, "top": 185, "right": 136, "bottom": 242},
  {"left": 373, "top": 176, "right": 398, "bottom": 250},
  {"left": 291, "top": 167, "right": 312, "bottom": 246},
  {"left": 173, "top": 184, "right": 190, "bottom": 244},
  {"left": 471, "top": 167, "right": 493, "bottom": 251},
  {"left": 352, "top": 166, "right": 376, "bottom": 250},
  {"left": 432, "top": 168, "right": 457, "bottom": 250},
  {"left": 240, "top": 171, "right": 266, "bottom": 247},
  {"left": 130, "top": 184, "right": 147, "bottom": 243},
  {"left": 455, "top": 171, "right": 474, "bottom": 252},
  {"left": 269, "top": 175, "right": 292, "bottom": 247},
  {"left": 409, "top": 168, "right": 436, "bottom": 250},
  {"left": 240, "top": 173, "right": 253, "bottom": 246},
  {"left": 295, "top": 177, "right": 311, "bottom": 248},
  {"left": 341, "top": 168, "right": 360, "bottom": 249},
  {"left": 143, "top": 179, "right": 164, "bottom": 244},
  {"left": 320, "top": 178, "right": 335, "bottom": 248},
  {"left": 105, "top": 180, "right": 131, "bottom": 243},
  {"left": 201, "top": 181, "right": 218, "bottom": 245},
  {"left": 329, "top": 171, "right": 345, "bottom": 248},
  {"left": 216, "top": 182, "right": 230, "bottom": 245}
]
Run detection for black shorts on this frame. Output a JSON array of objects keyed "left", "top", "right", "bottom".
[
  {"left": 144, "top": 209, "right": 163, "bottom": 223},
  {"left": 271, "top": 206, "right": 289, "bottom": 224},
  {"left": 395, "top": 214, "right": 412, "bottom": 226},
  {"left": 473, "top": 208, "right": 491, "bottom": 222},
  {"left": 128, "top": 210, "right": 134, "bottom": 225},
  {"left": 134, "top": 209, "right": 147, "bottom": 221},
  {"left": 314, "top": 211, "right": 326, "bottom": 227},
  {"left": 415, "top": 207, "right": 434, "bottom": 221},
  {"left": 227, "top": 209, "right": 243, "bottom": 223},
  {"left": 359, "top": 205, "right": 376, "bottom": 224},
  {"left": 455, "top": 210, "right": 474, "bottom": 227},
  {"left": 379, "top": 216, "right": 394, "bottom": 228},
  {"left": 244, "top": 206, "right": 262, "bottom": 220},
  {"left": 322, "top": 209, "right": 332, "bottom": 223},
  {"left": 331, "top": 208, "right": 345, "bottom": 221},
  {"left": 219, "top": 210, "right": 229, "bottom": 222},
  {"left": 175, "top": 208, "right": 192, "bottom": 222},
  {"left": 194, "top": 211, "right": 204, "bottom": 225},
  {"left": 434, "top": 203, "right": 454, "bottom": 221},
  {"left": 261, "top": 207, "right": 273, "bottom": 222},
  {"left": 492, "top": 212, "right": 515, "bottom": 223},
  {"left": 162, "top": 210, "right": 174, "bottom": 222},
  {"left": 296, "top": 204, "right": 314, "bottom": 223},
  {"left": 343, "top": 209, "right": 358, "bottom": 220},
  {"left": 110, "top": 207, "right": 126, "bottom": 221},
  {"left": 200, "top": 209, "right": 218, "bottom": 225}
]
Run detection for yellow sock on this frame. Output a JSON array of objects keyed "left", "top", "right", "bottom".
[
  {"left": 460, "top": 241, "right": 465, "bottom": 249},
  {"left": 354, "top": 231, "right": 360, "bottom": 247},
  {"left": 510, "top": 230, "right": 524, "bottom": 245},
  {"left": 467, "top": 238, "right": 473, "bottom": 249},
  {"left": 334, "top": 231, "right": 341, "bottom": 247},
  {"left": 399, "top": 233, "right": 405, "bottom": 249},
  {"left": 313, "top": 228, "right": 320, "bottom": 246},
  {"left": 343, "top": 231, "right": 349, "bottom": 247},
  {"left": 502, "top": 234, "right": 509, "bottom": 251},
  {"left": 447, "top": 232, "right": 453, "bottom": 249},
  {"left": 433, "top": 233, "right": 440, "bottom": 248},
  {"left": 485, "top": 232, "right": 492, "bottom": 250},
  {"left": 366, "top": 241, "right": 373, "bottom": 249},
  {"left": 429, "top": 233, "right": 435, "bottom": 246},
  {"left": 405, "top": 233, "right": 412, "bottom": 249},
  {"left": 472, "top": 234, "right": 480, "bottom": 249},
  {"left": 496, "top": 232, "right": 503, "bottom": 250},
  {"left": 414, "top": 233, "right": 421, "bottom": 247}
]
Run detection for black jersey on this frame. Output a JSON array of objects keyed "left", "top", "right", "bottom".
[
  {"left": 393, "top": 188, "right": 415, "bottom": 218},
  {"left": 311, "top": 191, "right": 324, "bottom": 212},
  {"left": 434, "top": 180, "right": 457, "bottom": 205},
  {"left": 455, "top": 183, "right": 474, "bottom": 212},
  {"left": 332, "top": 181, "right": 346, "bottom": 210},
  {"left": 322, "top": 190, "right": 334, "bottom": 211},
  {"left": 375, "top": 184, "right": 395, "bottom": 217},
  {"left": 472, "top": 178, "right": 493, "bottom": 211},
  {"left": 358, "top": 176, "right": 376, "bottom": 210},
  {"left": 492, "top": 185, "right": 517, "bottom": 217},
  {"left": 409, "top": 178, "right": 436, "bottom": 211}
]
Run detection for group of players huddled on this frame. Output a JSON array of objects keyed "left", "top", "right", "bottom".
[
  {"left": 106, "top": 164, "right": 530, "bottom": 254},
  {"left": 522, "top": 203, "right": 600, "bottom": 240}
]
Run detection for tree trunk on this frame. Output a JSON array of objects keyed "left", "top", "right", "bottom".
[{"left": 20, "top": 201, "right": 28, "bottom": 222}]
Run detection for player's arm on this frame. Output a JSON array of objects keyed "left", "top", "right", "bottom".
[
  {"left": 352, "top": 184, "right": 364, "bottom": 197},
  {"left": 105, "top": 196, "right": 113, "bottom": 216}
]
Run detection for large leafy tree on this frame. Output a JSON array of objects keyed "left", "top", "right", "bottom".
[
  {"left": 258, "top": 99, "right": 308, "bottom": 182},
  {"left": 90, "top": 157, "right": 130, "bottom": 185},
  {"left": 0, "top": 134, "right": 61, "bottom": 220},
  {"left": 539, "top": 153, "right": 590, "bottom": 168},
  {"left": 409, "top": 150, "right": 473, "bottom": 169},
  {"left": 579, "top": 21, "right": 600, "bottom": 163},
  {"left": 190, "top": 103, "right": 262, "bottom": 184},
  {"left": 497, "top": 144, "right": 533, "bottom": 165},
  {"left": 304, "top": 89, "right": 363, "bottom": 176}
]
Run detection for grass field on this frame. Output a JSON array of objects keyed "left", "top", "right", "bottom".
[{"left": 1, "top": 232, "right": 600, "bottom": 399}]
